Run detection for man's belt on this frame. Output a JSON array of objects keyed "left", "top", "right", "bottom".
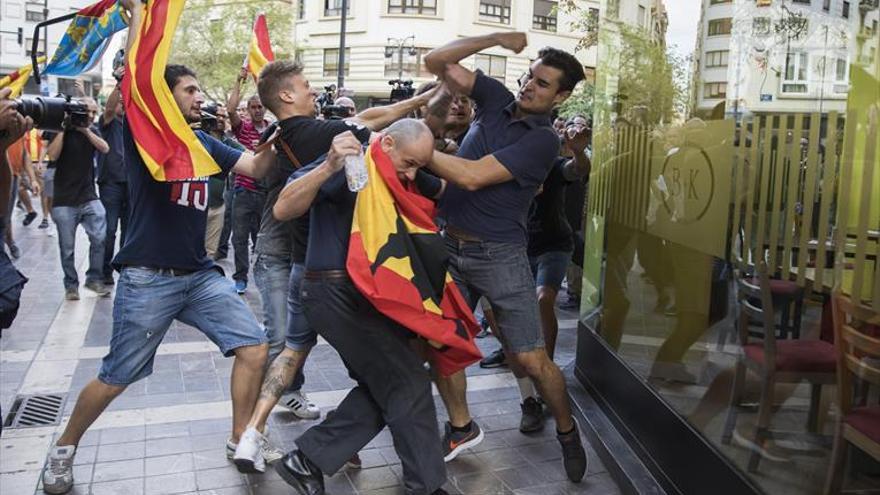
[
  {"left": 128, "top": 265, "right": 198, "bottom": 277},
  {"left": 304, "top": 269, "right": 349, "bottom": 281},
  {"left": 444, "top": 225, "right": 483, "bottom": 243}
]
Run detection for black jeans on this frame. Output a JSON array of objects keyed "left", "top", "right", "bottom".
[
  {"left": 99, "top": 182, "right": 128, "bottom": 279},
  {"left": 297, "top": 278, "right": 446, "bottom": 494},
  {"left": 231, "top": 188, "right": 265, "bottom": 282}
]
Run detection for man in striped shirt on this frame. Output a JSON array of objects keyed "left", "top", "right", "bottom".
[{"left": 227, "top": 68, "right": 270, "bottom": 294}]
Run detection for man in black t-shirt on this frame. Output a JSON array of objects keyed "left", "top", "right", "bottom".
[
  {"left": 526, "top": 117, "right": 590, "bottom": 363},
  {"left": 231, "top": 59, "right": 437, "bottom": 476},
  {"left": 45, "top": 97, "right": 111, "bottom": 300},
  {"left": 98, "top": 82, "right": 128, "bottom": 285},
  {"left": 41, "top": 53, "right": 278, "bottom": 495}
]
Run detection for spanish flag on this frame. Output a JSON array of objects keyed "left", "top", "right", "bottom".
[
  {"left": 0, "top": 57, "right": 46, "bottom": 98},
  {"left": 347, "top": 143, "right": 482, "bottom": 376},
  {"left": 44, "top": 0, "right": 128, "bottom": 76},
  {"left": 245, "top": 13, "right": 274, "bottom": 81},
  {"left": 122, "top": 0, "right": 220, "bottom": 181}
]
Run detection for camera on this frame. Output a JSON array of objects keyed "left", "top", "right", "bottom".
[
  {"left": 315, "top": 84, "right": 337, "bottom": 111},
  {"left": 320, "top": 104, "right": 351, "bottom": 120},
  {"left": 13, "top": 95, "right": 89, "bottom": 131},
  {"left": 199, "top": 103, "right": 220, "bottom": 134},
  {"left": 388, "top": 79, "right": 414, "bottom": 103}
]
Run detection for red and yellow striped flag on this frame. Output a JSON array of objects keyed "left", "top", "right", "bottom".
[
  {"left": 245, "top": 14, "right": 274, "bottom": 81},
  {"left": 121, "top": 0, "right": 220, "bottom": 181},
  {"left": 346, "top": 143, "right": 482, "bottom": 376},
  {"left": 0, "top": 56, "right": 47, "bottom": 98}
]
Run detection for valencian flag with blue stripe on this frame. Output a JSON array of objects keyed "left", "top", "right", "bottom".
[
  {"left": 122, "top": 0, "right": 221, "bottom": 181},
  {"left": 347, "top": 143, "right": 482, "bottom": 377},
  {"left": 44, "top": 0, "right": 129, "bottom": 76}
]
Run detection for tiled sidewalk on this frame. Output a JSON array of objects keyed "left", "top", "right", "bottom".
[{"left": 0, "top": 206, "right": 621, "bottom": 495}]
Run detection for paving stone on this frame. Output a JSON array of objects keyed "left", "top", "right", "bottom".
[
  {"left": 90, "top": 477, "right": 145, "bottom": 495},
  {"left": 72, "top": 445, "right": 98, "bottom": 466},
  {"left": 92, "top": 458, "right": 145, "bottom": 483},
  {"left": 101, "top": 425, "right": 147, "bottom": 445},
  {"left": 192, "top": 448, "right": 230, "bottom": 471},
  {"left": 145, "top": 453, "right": 194, "bottom": 477},
  {"left": 96, "top": 441, "right": 145, "bottom": 463},
  {"left": 145, "top": 471, "right": 197, "bottom": 495},
  {"left": 146, "top": 422, "right": 189, "bottom": 440},
  {"left": 194, "top": 466, "right": 245, "bottom": 490},
  {"left": 347, "top": 465, "right": 400, "bottom": 491},
  {"left": 454, "top": 471, "right": 512, "bottom": 494},
  {"left": 493, "top": 463, "right": 554, "bottom": 490},
  {"left": 475, "top": 447, "right": 530, "bottom": 470},
  {"left": 146, "top": 436, "right": 192, "bottom": 457}
]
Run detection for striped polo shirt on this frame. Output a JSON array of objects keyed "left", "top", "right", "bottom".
[{"left": 232, "top": 118, "right": 269, "bottom": 191}]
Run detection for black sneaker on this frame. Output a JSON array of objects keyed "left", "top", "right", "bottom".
[
  {"left": 38, "top": 218, "right": 49, "bottom": 229},
  {"left": 22, "top": 211, "right": 37, "bottom": 226},
  {"left": 275, "top": 449, "right": 324, "bottom": 495},
  {"left": 557, "top": 419, "right": 587, "bottom": 482},
  {"left": 479, "top": 349, "right": 506, "bottom": 369},
  {"left": 442, "top": 421, "right": 484, "bottom": 462},
  {"left": 519, "top": 397, "right": 545, "bottom": 433}
]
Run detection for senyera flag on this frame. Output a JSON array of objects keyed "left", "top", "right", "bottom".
[
  {"left": 0, "top": 56, "right": 46, "bottom": 98},
  {"left": 44, "top": 0, "right": 128, "bottom": 76},
  {"left": 122, "top": 0, "right": 220, "bottom": 181},
  {"left": 245, "top": 13, "right": 274, "bottom": 81},
  {"left": 346, "top": 143, "right": 483, "bottom": 377}
]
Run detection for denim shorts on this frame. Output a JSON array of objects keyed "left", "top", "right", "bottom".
[
  {"left": 285, "top": 262, "right": 318, "bottom": 351},
  {"left": 98, "top": 267, "right": 267, "bottom": 386},
  {"left": 444, "top": 235, "right": 543, "bottom": 353},
  {"left": 529, "top": 250, "right": 573, "bottom": 290}
]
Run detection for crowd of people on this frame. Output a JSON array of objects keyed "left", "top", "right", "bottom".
[{"left": 0, "top": 2, "right": 594, "bottom": 493}]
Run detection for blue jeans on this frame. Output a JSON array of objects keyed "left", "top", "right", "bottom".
[
  {"left": 99, "top": 182, "right": 129, "bottom": 279},
  {"left": 99, "top": 267, "right": 266, "bottom": 385},
  {"left": 529, "top": 250, "right": 573, "bottom": 290},
  {"left": 253, "top": 254, "right": 304, "bottom": 391},
  {"left": 52, "top": 200, "right": 106, "bottom": 290},
  {"left": 286, "top": 262, "right": 319, "bottom": 351}
]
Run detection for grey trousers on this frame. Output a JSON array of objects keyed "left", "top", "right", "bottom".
[{"left": 296, "top": 277, "right": 446, "bottom": 495}]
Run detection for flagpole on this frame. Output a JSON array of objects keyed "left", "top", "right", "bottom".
[{"left": 337, "top": 0, "right": 348, "bottom": 89}]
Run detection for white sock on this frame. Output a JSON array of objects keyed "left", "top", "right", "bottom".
[{"left": 517, "top": 377, "right": 538, "bottom": 401}]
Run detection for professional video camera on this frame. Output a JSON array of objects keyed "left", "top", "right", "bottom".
[
  {"left": 199, "top": 103, "right": 220, "bottom": 134},
  {"left": 11, "top": 95, "right": 89, "bottom": 131},
  {"left": 315, "top": 84, "right": 337, "bottom": 110},
  {"left": 388, "top": 79, "right": 414, "bottom": 103},
  {"left": 321, "top": 104, "right": 351, "bottom": 120}
]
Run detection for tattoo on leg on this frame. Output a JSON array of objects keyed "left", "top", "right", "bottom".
[{"left": 258, "top": 356, "right": 297, "bottom": 401}]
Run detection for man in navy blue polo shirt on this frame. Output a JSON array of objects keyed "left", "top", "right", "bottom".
[{"left": 423, "top": 33, "right": 588, "bottom": 482}]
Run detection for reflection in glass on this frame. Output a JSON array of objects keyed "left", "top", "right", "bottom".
[{"left": 579, "top": 0, "right": 880, "bottom": 493}]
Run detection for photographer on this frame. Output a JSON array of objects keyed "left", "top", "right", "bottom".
[
  {"left": 202, "top": 103, "right": 245, "bottom": 257},
  {"left": 0, "top": 87, "right": 30, "bottom": 333},
  {"left": 332, "top": 96, "right": 356, "bottom": 118},
  {"left": 45, "top": 96, "right": 110, "bottom": 300},
  {"left": 98, "top": 80, "right": 127, "bottom": 285}
]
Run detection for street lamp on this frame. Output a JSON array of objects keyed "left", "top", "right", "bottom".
[{"left": 385, "top": 35, "right": 417, "bottom": 81}]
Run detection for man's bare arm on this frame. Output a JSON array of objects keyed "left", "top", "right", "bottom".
[
  {"left": 46, "top": 132, "right": 65, "bottom": 162},
  {"left": 423, "top": 32, "right": 526, "bottom": 95},
  {"left": 226, "top": 67, "right": 248, "bottom": 130},
  {"left": 79, "top": 127, "right": 109, "bottom": 154},
  {"left": 231, "top": 144, "right": 276, "bottom": 180},
  {"left": 102, "top": 84, "right": 121, "bottom": 126},
  {"left": 349, "top": 87, "right": 436, "bottom": 132}
]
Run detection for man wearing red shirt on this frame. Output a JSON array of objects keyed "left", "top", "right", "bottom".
[{"left": 227, "top": 68, "right": 269, "bottom": 294}]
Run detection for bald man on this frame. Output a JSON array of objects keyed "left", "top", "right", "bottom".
[{"left": 273, "top": 119, "right": 449, "bottom": 495}]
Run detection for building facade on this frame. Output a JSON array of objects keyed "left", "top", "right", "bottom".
[
  {"left": 0, "top": 0, "right": 106, "bottom": 97},
  {"left": 691, "top": 0, "right": 866, "bottom": 118},
  {"left": 293, "top": 0, "right": 600, "bottom": 103}
]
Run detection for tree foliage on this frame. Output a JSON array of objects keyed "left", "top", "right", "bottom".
[
  {"left": 612, "top": 24, "right": 682, "bottom": 125},
  {"left": 171, "top": 0, "right": 295, "bottom": 103}
]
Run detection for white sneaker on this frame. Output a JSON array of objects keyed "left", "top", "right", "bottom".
[
  {"left": 283, "top": 390, "right": 320, "bottom": 420},
  {"left": 231, "top": 427, "right": 283, "bottom": 473},
  {"left": 42, "top": 445, "right": 75, "bottom": 494}
]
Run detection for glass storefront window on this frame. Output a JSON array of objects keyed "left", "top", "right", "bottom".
[{"left": 577, "top": 0, "right": 880, "bottom": 493}]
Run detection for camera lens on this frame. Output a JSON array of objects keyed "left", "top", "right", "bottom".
[{"left": 15, "top": 97, "right": 73, "bottom": 131}]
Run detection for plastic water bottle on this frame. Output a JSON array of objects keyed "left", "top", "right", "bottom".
[{"left": 344, "top": 151, "right": 368, "bottom": 192}]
